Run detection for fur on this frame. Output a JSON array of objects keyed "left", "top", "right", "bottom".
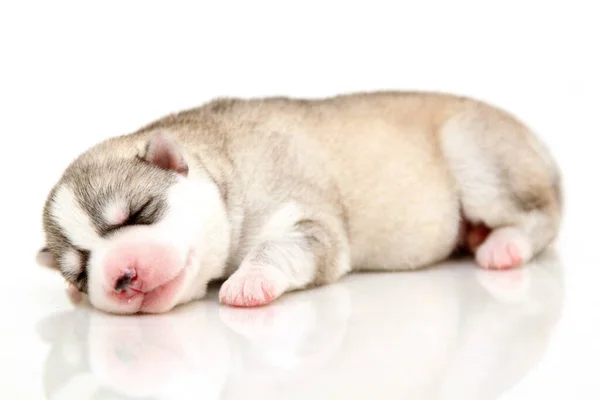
[{"left": 37, "top": 91, "right": 562, "bottom": 314}]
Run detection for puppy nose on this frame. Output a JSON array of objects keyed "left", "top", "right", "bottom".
[{"left": 115, "top": 269, "right": 137, "bottom": 292}]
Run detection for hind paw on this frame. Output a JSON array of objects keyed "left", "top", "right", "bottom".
[{"left": 475, "top": 228, "right": 532, "bottom": 270}]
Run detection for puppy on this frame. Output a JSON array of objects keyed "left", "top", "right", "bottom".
[{"left": 36, "top": 91, "right": 562, "bottom": 314}]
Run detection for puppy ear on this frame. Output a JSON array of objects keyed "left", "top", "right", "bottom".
[
  {"left": 37, "top": 247, "right": 59, "bottom": 270},
  {"left": 141, "top": 133, "right": 189, "bottom": 176}
]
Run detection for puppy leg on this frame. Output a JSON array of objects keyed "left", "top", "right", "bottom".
[
  {"left": 441, "top": 104, "right": 562, "bottom": 269},
  {"left": 219, "top": 205, "right": 350, "bottom": 307}
]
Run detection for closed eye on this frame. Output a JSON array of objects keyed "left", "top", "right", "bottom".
[
  {"left": 103, "top": 198, "right": 156, "bottom": 235},
  {"left": 125, "top": 198, "right": 154, "bottom": 226}
]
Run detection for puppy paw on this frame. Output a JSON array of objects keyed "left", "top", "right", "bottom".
[
  {"left": 219, "top": 264, "right": 288, "bottom": 307},
  {"left": 66, "top": 281, "right": 84, "bottom": 305},
  {"left": 475, "top": 227, "right": 532, "bottom": 270}
]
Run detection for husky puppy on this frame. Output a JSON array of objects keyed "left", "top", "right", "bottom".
[{"left": 36, "top": 91, "right": 562, "bottom": 314}]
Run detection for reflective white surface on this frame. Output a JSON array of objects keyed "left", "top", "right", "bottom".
[
  {"left": 32, "top": 252, "right": 564, "bottom": 400},
  {"left": 1, "top": 1, "right": 599, "bottom": 399},
  {"left": 7, "top": 236, "right": 600, "bottom": 400},
  {"left": 12, "top": 252, "right": 564, "bottom": 400}
]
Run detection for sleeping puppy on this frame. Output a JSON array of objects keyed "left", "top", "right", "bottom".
[{"left": 36, "top": 91, "right": 562, "bottom": 314}]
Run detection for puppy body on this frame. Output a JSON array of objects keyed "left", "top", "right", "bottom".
[{"left": 38, "top": 91, "right": 562, "bottom": 314}]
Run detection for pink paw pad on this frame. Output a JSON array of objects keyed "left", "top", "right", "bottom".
[
  {"left": 219, "top": 266, "right": 287, "bottom": 307},
  {"left": 475, "top": 228, "right": 532, "bottom": 270}
]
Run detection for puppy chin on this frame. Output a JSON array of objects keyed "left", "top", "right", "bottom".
[{"left": 137, "top": 256, "right": 213, "bottom": 314}]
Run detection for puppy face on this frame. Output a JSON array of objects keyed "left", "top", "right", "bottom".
[{"left": 38, "top": 134, "right": 228, "bottom": 314}]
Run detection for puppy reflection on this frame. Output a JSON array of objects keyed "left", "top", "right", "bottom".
[
  {"left": 219, "top": 250, "right": 564, "bottom": 400},
  {"left": 38, "top": 251, "right": 563, "bottom": 400},
  {"left": 37, "top": 296, "right": 232, "bottom": 400}
]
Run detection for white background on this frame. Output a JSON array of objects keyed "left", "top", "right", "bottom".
[{"left": 0, "top": 1, "right": 598, "bottom": 399}]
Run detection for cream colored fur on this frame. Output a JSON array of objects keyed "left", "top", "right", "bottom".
[{"left": 39, "top": 91, "right": 562, "bottom": 312}]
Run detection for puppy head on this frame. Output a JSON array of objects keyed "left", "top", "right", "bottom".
[{"left": 37, "top": 133, "right": 229, "bottom": 314}]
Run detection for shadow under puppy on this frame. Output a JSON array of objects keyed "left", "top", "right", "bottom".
[{"left": 36, "top": 91, "right": 562, "bottom": 314}]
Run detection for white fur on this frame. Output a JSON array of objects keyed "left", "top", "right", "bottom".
[
  {"left": 51, "top": 186, "right": 102, "bottom": 249},
  {"left": 259, "top": 204, "right": 350, "bottom": 282},
  {"left": 219, "top": 203, "right": 317, "bottom": 306},
  {"left": 164, "top": 175, "right": 231, "bottom": 303},
  {"left": 102, "top": 197, "right": 128, "bottom": 225},
  {"left": 257, "top": 203, "right": 303, "bottom": 242},
  {"left": 61, "top": 249, "right": 82, "bottom": 276},
  {"left": 41, "top": 92, "right": 562, "bottom": 314},
  {"left": 86, "top": 175, "right": 230, "bottom": 313},
  {"left": 256, "top": 203, "right": 317, "bottom": 288},
  {"left": 439, "top": 117, "right": 506, "bottom": 219},
  {"left": 334, "top": 250, "right": 352, "bottom": 280}
]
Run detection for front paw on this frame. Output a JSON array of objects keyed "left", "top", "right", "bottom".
[{"left": 219, "top": 264, "right": 288, "bottom": 307}]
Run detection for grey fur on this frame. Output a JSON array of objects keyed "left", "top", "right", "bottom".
[{"left": 38, "top": 91, "right": 563, "bottom": 312}]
